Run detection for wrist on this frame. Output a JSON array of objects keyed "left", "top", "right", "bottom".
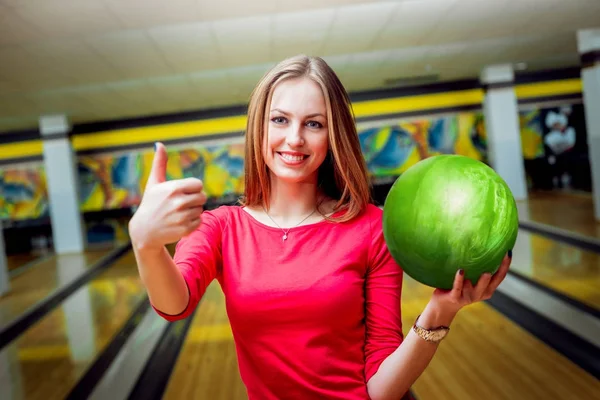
[
  {"left": 130, "top": 230, "right": 163, "bottom": 256},
  {"left": 129, "top": 218, "right": 158, "bottom": 251},
  {"left": 418, "top": 301, "right": 458, "bottom": 329}
]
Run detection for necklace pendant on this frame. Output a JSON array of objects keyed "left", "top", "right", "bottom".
[{"left": 283, "top": 234, "right": 287, "bottom": 241}]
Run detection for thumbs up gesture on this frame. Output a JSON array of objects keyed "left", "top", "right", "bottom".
[{"left": 129, "top": 143, "right": 207, "bottom": 250}]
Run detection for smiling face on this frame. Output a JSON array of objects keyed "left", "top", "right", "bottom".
[{"left": 263, "top": 77, "right": 329, "bottom": 185}]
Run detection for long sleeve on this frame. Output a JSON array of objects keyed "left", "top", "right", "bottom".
[
  {"left": 364, "top": 209, "right": 404, "bottom": 382},
  {"left": 152, "top": 206, "right": 228, "bottom": 321}
]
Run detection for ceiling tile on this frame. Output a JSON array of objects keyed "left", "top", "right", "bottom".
[
  {"left": 146, "top": 75, "right": 199, "bottom": 109},
  {"left": 226, "top": 63, "right": 273, "bottom": 92},
  {"left": 321, "top": 54, "right": 351, "bottom": 72},
  {"left": 196, "top": 0, "right": 278, "bottom": 21},
  {"left": 0, "top": 77, "right": 23, "bottom": 94},
  {"left": 21, "top": 39, "right": 124, "bottom": 85},
  {"left": 271, "top": 8, "right": 336, "bottom": 60},
  {"left": 425, "top": 0, "right": 510, "bottom": 45},
  {"left": 147, "top": 22, "right": 222, "bottom": 73},
  {"left": 83, "top": 30, "right": 173, "bottom": 78},
  {"left": 0, "top": 0, "right": 596, "bottom": 134},
  {"left": 373, "top": 0, "right": 459, "bottom": 50},
  {"left": 525, "top": 0, "right": 600, "bottom": 35},
  {"left": 188, "top": 70, "right": 235, "bottom": 104},
  {"left": 321, "top": 2, "right": 398, "bottom": 55},
  {"left": 0, "top": 6, "right": 46, "bottom": 45},
  {"left": 0, "top": 116, "right": 38, "bottom": 133},
  {"left": 13, "top": 0, "right": 122, "bottom": 39},
  {"left": 0, "top": 46, "right": 76, "bottom": 91},
  {"left": 342, "top": 49, "right": 390, "bottom": 82},
  {"left": 276, "top": 0, "right": 390, "bottom": 14},
  {"left": 0, "top": 96, "right": 40, "bottom": 118},
  {"left": 0, "top": 0, "right": 20, "bottom": 7},
  {"left": 26, "top": 91, "right": 92, "bottom": 118},
  {"left": 212, "top": 15, "right": 272, "bottom": 67},
  {"left": 103, "top": 0, "right": 200, "bottom": 29},
  {"left": 105, "top": 80, "right": 157, "bottom": 106}
]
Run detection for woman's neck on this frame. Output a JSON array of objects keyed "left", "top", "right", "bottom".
[{"left": 266, "top": 177, "right": 321, "bottom": 224}]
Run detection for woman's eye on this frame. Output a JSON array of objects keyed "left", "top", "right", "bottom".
[
  {"left": 271, "top": 117, "right": 287, "bottom": 124},
  {"left": 307, "top": 121, "right": 323, "bottom": 129}
]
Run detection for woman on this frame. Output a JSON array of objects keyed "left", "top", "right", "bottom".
[{"left": 129, "top": 55, "right": 511, "bottom": 400}]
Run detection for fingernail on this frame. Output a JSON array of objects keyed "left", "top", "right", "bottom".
[
  {"left": 508, "top": 250, "right": 513, "bottom": 258},
  {"left": 459, "top": 269, "right": 465, "bottom": 276},
  {"left": 154, "top": 142, "right": 157, "bottom": 152}
]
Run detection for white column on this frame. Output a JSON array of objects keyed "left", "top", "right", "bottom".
[
  {"left": 58, "top": 255, "right": 97, "bottom": 362},
  {"left": 578, "top": 29, "right": 600, "bottom": 221},
  {"left": 0, "top": 219, "right": 9, "bottom": 296},
  {"left": 39, "top": 115, "right": 86, "bottom": 254},
  {"left": 480, "top": 64, "right": 528, "bottom": 201}
]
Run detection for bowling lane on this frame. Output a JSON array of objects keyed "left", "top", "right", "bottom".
[
  {"left": 0, "top": 249, "right": 146, "bottom": 400},
  {"left": 162, "top": 281, "right": 247, "bottom": 400},
  {"left": 518, "top": 191, "right": 600, "bottom": 239},
  {"left": 511, "top": 228, "right": 600, "bottom": 310},
  {"left": 163, "top": 275, "right": 600, "bottom": 400},
  {"left": 401, "top": 274, "right": 600, "bottom": 400},
  {"left": 6, "top": 253, "right": 49, "bottom": 273},
  {"left": 0, "top": 247, "right": 112, "bottom": 327}
]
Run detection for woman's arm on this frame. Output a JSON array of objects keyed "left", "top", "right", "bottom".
[
  {"left": 132, "top": 243, "right": 190, "bottom": 316},
  {"left": 366, "top": 300, "right": 457, "bottom": 400},
  {"left": 367, "top": 255, "right": 511, "bottom": 400}
]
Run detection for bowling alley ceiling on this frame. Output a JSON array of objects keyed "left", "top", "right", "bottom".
[{"left": 1, "top": 0, "right": 599, "bottom": 134}]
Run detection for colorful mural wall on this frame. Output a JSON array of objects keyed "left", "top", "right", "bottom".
[
  {"left": 0, "top": 166, "right": 48, "bottom": 221},
  {"left": 77, "top": 143, "right": 245, "bottom": 213},
  {"left": 358, "top": 111, "right": 487, "bottom": 177},
  {"left": 0, "top": 103, "right": 590, "bottom": 224}
]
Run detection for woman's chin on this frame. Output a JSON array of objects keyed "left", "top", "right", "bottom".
[{"left": 270, "top": 168, "right": 318, "bottom": 185}]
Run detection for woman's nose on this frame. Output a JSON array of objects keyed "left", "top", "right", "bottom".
[{"left": 286, "top": 123, "right": 304, "bottom": 146}]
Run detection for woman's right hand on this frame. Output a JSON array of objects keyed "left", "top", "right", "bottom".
[{"left": 129, "top": 142, "right": 207, "bottom": 250}]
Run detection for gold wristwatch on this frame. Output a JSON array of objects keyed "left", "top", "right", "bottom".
[{"left": 412, "top": 314, "right": 450, "bottom": 343}]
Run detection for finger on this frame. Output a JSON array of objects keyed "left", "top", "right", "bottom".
[
  {"left": 472, "top": 272, "right": 492, "bottom": 300},
  {"left": 176, "top": 191, "right": 208, "bottom": 210},
  {"left": 450, "top": 269, "right": 465, "bottom": 301},
  {"left": 169, "top": 177, "right": 204, "bottom": 194},
  {"left": 146, "top": 142, "right": 168, "bottom": 188},
  {"left": 178, "top": 206, "right": 204, "bottom": 223},
  {"left": 172, "top": 191, "right": 207, "bottom": 211},
  {"left": 184, "top": 216, "right": 202, "bottom": 232},
  {"left": 462, "top": 279, "right": 475, "bottom": 303},
  {"left": 489, "top": 253, "right": 511, "bottom": 288},
  {"left": 483, "top": 253, "right": 512, "bottom": 297}
]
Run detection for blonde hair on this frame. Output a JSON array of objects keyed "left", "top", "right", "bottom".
[{"left": 240, "top": 55, "right": 372, "bottom": 223}]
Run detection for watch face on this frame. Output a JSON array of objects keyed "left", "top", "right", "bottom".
[
  {"left": 430, "top": 330, "right": 448, "bottom": 340},
  {"left": 415, "top": 325, "right": 448, "bottom": 342}
]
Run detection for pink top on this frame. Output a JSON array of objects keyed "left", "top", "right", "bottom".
[{"left": 153, "top": 203, "right": 404, "bottom": 399}]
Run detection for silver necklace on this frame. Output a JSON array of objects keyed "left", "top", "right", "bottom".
[{"left": 263, "top": 206, "right": 318, "bottom": 241}]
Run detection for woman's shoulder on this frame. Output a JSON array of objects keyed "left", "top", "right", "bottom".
[
  {"left": 201, "top": 204, "right": 243, "bottom": 227},
  {"left": 366, "top": 203, "right": 384, "bottom": 217},
  {"left": 354, "top": 203, "right": 384, "bottom": 224}
]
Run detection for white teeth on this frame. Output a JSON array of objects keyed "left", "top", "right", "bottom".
[{"left": 280, "top": 153, "right": 304, "bottom": 161}]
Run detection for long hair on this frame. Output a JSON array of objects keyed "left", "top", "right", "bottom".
[{"left": 240, "top": 55, "right": 372, "bottom": 223}]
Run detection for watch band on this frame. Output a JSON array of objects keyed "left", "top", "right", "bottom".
[{"left": 412, "top": 314, "right": 450, "bottom": 343}]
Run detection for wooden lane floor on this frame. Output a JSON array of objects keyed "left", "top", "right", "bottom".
[
  {"left": 511, "top": 228, "right": 600, "bottom": 310},
  {"left": 518, "top": 191, "right": 600, "bottom": 239},
  {"left": 6, "top": 252, "right": 50, "bottom": 273},
  {"left": 0, "top": 249, "right": 146, "bottom": 400},
  {"left": 401, "top": 274, "right": 600, "bottom": 400},
  {"left": 0, "top": 248, "right": 113, "bottom": 327},
  {"left": 162, "top": 274, "right": 600, "bottom": 400},
  {"left": 162, "top": 281, "right": 247, "bottom": 400}
]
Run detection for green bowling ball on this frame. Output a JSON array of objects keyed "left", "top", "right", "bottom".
[{"left": 382, "top": 155, "right": 518, "bottom": 290}]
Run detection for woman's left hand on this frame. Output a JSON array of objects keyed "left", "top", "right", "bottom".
[{"left": 429, "top": 251, "right": 512, "bottom": 316}]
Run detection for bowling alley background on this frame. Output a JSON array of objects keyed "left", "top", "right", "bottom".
[{"left": 0, "top": 69, "right": 591, "bottom": 252}]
